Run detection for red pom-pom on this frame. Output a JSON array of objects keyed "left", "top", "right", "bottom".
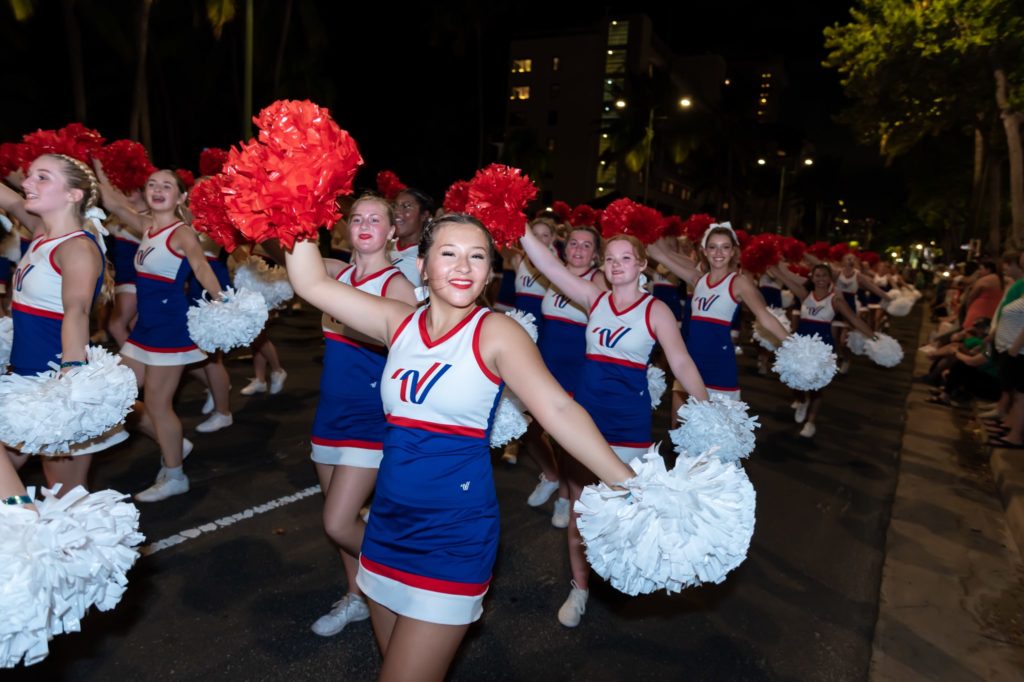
[
  {"left": 598, "top": 198, "right": 666, "bottom": 244},
  {"left": 779, "top": 236, "right": 806, "bottom": 263},
  {"left": 569, "top": 204, "right": 600, "bottom": 228},
  {"left": 860, "top": 251, "right": 880, "bottom": 266},
  {"left": 734, "top": 229, "right": 750, "bottom": 248},
  {"left": 464, "top": 164, "right": 538, "bottom": 248},
  {"left": 175, "top": 169, "right": 196, "bottom": 189},
  {"left": 223, "top": 100, "right": 364, "bottom": 250},
  {"left": 190, "top": 175, "right": 246, "bottom": 253},
  {"left": 807, "top": 241, "right": 831, "bottom": 259},
  {"left": 680, "top": 213, "right": 717, "bottom": 244},
  {"left": 376, "top": 170, "right": 407, "bottom": 201},
  {"left": 199, "top": 148, "right": 229, "bottom": 177},
  {"left": 92, "top": 140, "right": 155, "bottom": 193},
  {"left": 790, "top": 263, "right": 811, "bottom": 279},
  {"left": 0, "top": 142, "right": 31, "bottom": 177},
  {"left": 443, "top": 180, "right": 470, "bottom": 213},
  {"left": 828, "top": 242, "right": 850, "bottom": 262},
  {"left": 18, "top": 123, "right": 105, "bottom": 171},
  {"left": 551, "top": 200, "right": 572, "bottom": 223},
  {"left": 662, "top": 216, "right": 685, "bottom": 237},
  {"left": 740, "top": 233, "right": 781, "bottom": 274}
]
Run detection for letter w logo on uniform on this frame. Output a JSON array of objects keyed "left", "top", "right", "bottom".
[
  {"left": 694, "top": 294, "right": 719, "bottom": 312},
  {"left": 807, "top": 305, "right": 825, "bottom": 317},
  {"left": 596, "top": 326, "right": 631, "bottom": 348},
  {"left": 135, "top": 246, "right": 156, "bottom": 267},
  {"left": 12, "top": 264, "right": 34, "bottom": 292},
  {"left": 391, "top": 362, "right": 453, "bottom": 404}
]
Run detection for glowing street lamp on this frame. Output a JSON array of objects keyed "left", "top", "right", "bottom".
[
  {"left": 679, "top": 97, "right": 692, "bottom": 109},
  {"left": 614, "top": 99, "right": 627, "bottom": 109}
]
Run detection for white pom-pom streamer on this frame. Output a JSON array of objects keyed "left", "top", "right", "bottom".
[
  {"left": 1, "top": 232, "right": 20, "bottom": 262},
  {"left": 490, "top": 391, "right": 529, "bottom": 447},
  {"left": 504, "top": 309, "right": 538, "bottom": 342},
  {"left": 575, "top": 447, "right": 756, "bottom": 595},
  {"left": 772, "top": 333, "right": 837, "bottom": 391},
  {"left": 865, "top": 332, "right": 904, "bottom": 368},
  {"left": 847, "top": 330, "right": 868, "bottom": 356},
  {"left": 669, "top": 396, "right": 759, "bottom": 464},
  {"left": 232, "top": 257, "right": 294, "bottom": 310},
  {"left": 186, "top": 287, "right": 268, "bottom": 353},
  {"left": 0, "top": 317, "right": 12, "bottom": 374},
  {"left": 882, "top": 294, "right": 914, "bottom": 317},
  {"left": 647, "top": 366, "right": 666, "bottom": 409},
  {"left": 0, "top": 485, "right": 143, "bottom": 668},
  {"left": 0, "top": 346, "right": 137, "bottom": 455},
  {"left": 751, "top": 306, "right": 791, "bottom": 351}
]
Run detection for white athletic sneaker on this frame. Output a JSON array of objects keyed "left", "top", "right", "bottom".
[
  {"left": 799, "top": 421, "right": 816, "bottom": 438},
  {"left": 557, "top": 580, "right": 588, "bottom": 627},
  {"left": 196, "top": 411, "right": 233, "bottom": 433},
  {"left": 240, "top": 378, "right": 268, "bottom": 395},
  {"left": 527, "top": 473, "right": 559, "bottom": 507},
  {"left": 269, "top": 369, "right": 288, "bottom": 395},
  {"left": 551, "top": 498, "right": 571, "bottom": 528},
  {"left": 201, "top": 389, "right": 215, "bottom": 415},
  {"left": 311, "top": 593, "right": 370, "bottom": 637},
  {"left": 135, "top": 474, "right": 190, "bottom": 502},
  {"left": 794, "top": 401, "right": 809, "bottom": 424},
  {"left": 157, "top": 439, "right": 194, "bottom": 482}
]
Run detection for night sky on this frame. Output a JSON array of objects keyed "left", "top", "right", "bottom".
[{"left": 1, "top": 1, "right": 904, "bottom": 226}]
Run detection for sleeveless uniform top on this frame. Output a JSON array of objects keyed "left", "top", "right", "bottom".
[
  {"left": 109, "top": 222, "right": 141, "bottom": 292},
  {"left": 311, "top": 264, "right": 404, "bottom": 467},
  {"left": 575, "top": 291, "right": 656, "bottom": 461},
  {"left": 687, "top": 272, "right": 741, "bottom": 395},
  {"left": 541, "top": 268, "right": 597, "bottom": 326},
  {"left": 187, "top": 233, "right": 230, "bottom": 303},
  {"left": 389, "top": 241, "right": 421, "bottom": 288},
  {"left": 538, "top": 268, "right": 598, "bottom": 394},
  {"left": 11, "top": 231, "right": 103, "bottom": 375},
  {"left": 834, "top": 270, "right": 859, "bottom": 313},
  {"left": 513, "top": 257, "right": 547, "bottom": 329},
  {"left": 650, "top": 268, "right": 682, "bottom": 320},
  {"left": 357, "top": 306, "right": 503, "bottom": 626},
  {"left": 797, "top": 291, "right": 837, "bottom": 347},
  {"left": 758, "top": 272, "right": 783, "bottom": 309}
]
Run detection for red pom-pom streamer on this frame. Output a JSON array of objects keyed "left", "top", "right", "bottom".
[
  {"left": 790, "top": 263, "right": 811, "bottom": 279},
  {"left": 807, "top": 241, "right": 830, "bottom": 259},
  {"left": 551, "top": 200, "right": 572, "bottom": 224},
  {"left": 222, "top": 100, "right": 364, "bottom": 250},
  {"left": 190, "top": 175, "right": 246, "bottom": 253},
  {"left": 0, "top": 142, "right": 31, "bottom": 177},
  {"left": 92, "top": 140, "right": 156, "bottom": 193},
  {"left": 860, "top": 251, "right": 881, "bottom": 266},
  {"left": 740, "top": 233, "right": 781, "bottom": 274},
  {"left": 779, "top": 236, "right": 806, "bottom": 263},
  {"left": 464, "top": 164, "right": 538, "bottom": 248},
  {"left": 735, "top": 229, "right": 750, "bottom": 248},
  {"left": 376, "top": 170, "right": 407, "bottom": 201},
  {"left": 175, "top": 169, "right": 196, "bottom": 189},
  {"left": 662, "top": 216, "right": 684, "bottom": 237},
  {"left": 598, "top": 198, "right": 667, "bottom": 244},
  {"left": 570, "top": 204, "right": 600, "bottom": 228},
  {"left": 828, "top": 242, "right": 850, "bottom": 262},
  {"left": 680, "top": 213, "right": 717, "bottom": 244},
  {"left": 443, "top": 180, "right": 470, "bottom": 213},
  {"left": 199, "top": 148, "right": 229, "bottom": 177},
  {"left": 18, "top": 123, "right": 105, "bottom": 171}
]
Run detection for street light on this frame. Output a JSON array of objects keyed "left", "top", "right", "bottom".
[
  {"left": 679, "top": 97, "right": 692, "bottom": 108},
  {"left": 803, "top": 158, "right": 814, "bottom": 166},
  {"left": 641, "top": 97, "right": 694, "bottom": 202},
  {"left": 757, "top": 158, "right": 767, "bottom": 166},
  {"left": 758, "top": 155, "right": 815, "bottom": 233},
  {"left": 615, "top": 99, "right": 627, "bottom": 109}
]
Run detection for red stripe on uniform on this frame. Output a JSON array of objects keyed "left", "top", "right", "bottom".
[
  {"left": 125, "top": 339, "right": 198, "bottom": 353},
  {"left": 386, "top": 415, "right": 486, "bottom": 439},
  {"left": 608, "top": 441, "right": 652, "bottom": 448},
  {"left": 310, "top": 437, "right": 382, "bottom": 449},
  {"left": 689, "top": 315, "right": 732, "bottom": 326},
  {"left": 360, "top": 555, "right": 490, "bottom": 596},
  {"left": 137, "top": 272, "right": 176, "bottom": 283},
  {"left": 323, "top": 331, "right": 385, "bottom": 351},
  {"left": 12, "top": 301, "right": 63, "bottom": 320},
  {"left": 584, "top": 353, "right": 646, "bottom": 369}
]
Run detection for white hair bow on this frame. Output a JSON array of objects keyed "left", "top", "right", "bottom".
[{"left": 701, "top": 221, "right": 737, "bottom": 248}]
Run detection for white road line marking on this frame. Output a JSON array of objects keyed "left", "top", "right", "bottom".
[{"left": 139, "top": 485, "right": 321, "bottom": 556}]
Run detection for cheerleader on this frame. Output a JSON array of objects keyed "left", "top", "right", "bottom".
[
  {"left": 769, "top": 263, "right": 878, "bottom": 437},
  {"left": 648, "top": 224, "right": 790, "bottom": 399},
  {"left": 306, "top": 195, "right": 416, "bottom": 638},
  {"left": 508, "top": 219, "right": 554, "bottom": 324},
  {"left": 0, "top": 154, "right": 113, "bottom": 489},
  {"left": 528, "top": 226, "right": 607, "bottom": 527},
  {"left": 285, "top": 213, "right": 633, "bottom": 680},
  {"left": 521, "top": 228, "right": 708, "bottom": 628},
  {"left": 96, "top": 165, "right": 225, "bottom": 501},
  {"left": 389, "top": 188, "right": 433, "bottom": 287},
  {"left": 105, "top": 189, "right": 148, "bottom": 347}
]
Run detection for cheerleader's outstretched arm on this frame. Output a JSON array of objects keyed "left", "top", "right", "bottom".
[
  {"left": 520, "top": 227, "right": 601, "bottom": 310},
  {"left": 92, "top": 161, "right": 145, "bottom": 237},
  {"left": 0, "top": 175, "right": 43, "bottom": 233},
  {"left": 857, "top": 272, "right": 891, "bottom": 299},
  {"left": 649, "top": 300, "right": 708, "bottom": 401},
  {"left": 738, "top": 270, "right": 792, "bottom": 341},
  {"left": 834, "top": 295, "right": 875, "bottom": 338},
  {"left": 648, "top": 237, "right": 701, "bottom": 287}
]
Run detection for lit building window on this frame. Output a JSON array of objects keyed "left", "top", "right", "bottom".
[
  {"left": 511, "top": 59, "right": 532, "bottom": 74},
  {"left": 605, "top": 49, "right": 625, "bottom": 75},
  {"left": 760, "top": 98, "right": 767, "bottom": 104},
  {"left": 552, "top": 57, "right": 560, "bottom": 71},
  {"left": 510, "top": 86, "right": 530, "bottom": 100},
  {"left": 607, "top": 20, "right": 629, "bottom": 46}
]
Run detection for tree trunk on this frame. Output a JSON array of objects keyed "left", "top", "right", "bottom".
[
  {"left": 272, "top": 0, "right": 293, "bottom": 96},
  {"left": 62, "top": 0, "right": 87, "bottom": 122},
  {"left": 995, "top": 68, "right": 1024, "bottom": 248},
  {"left": 989, "top": 159, "right": 1002, "bottom": 254},
  {"left": 970, "top": 124, "right": 986, "bottom": 235},
  {"left": 129, "top": 0, "right": 154, "bottom": 143}
]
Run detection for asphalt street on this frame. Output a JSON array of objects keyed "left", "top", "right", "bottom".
[{"left": 9, "top": 305, "right": 918, "bottom": 681}]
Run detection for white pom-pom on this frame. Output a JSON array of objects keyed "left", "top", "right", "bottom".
[
  {"left": 647, "top": 366, "right": 666, "bottom": 409},
  {"left": 0, "top": 346, "right": 137, "bottom": 455},
  {"left": 0, "top": 316, "right": 12, "bottom": 374},
  {"left": 865, "top": 332, "right": 904, "bottom": 368},
  {"left": 772, "top": 333, "right": 837, "bottom": 391},
  {"left": 504, "top": 309, "right": 538, "bottom": 342},
  {"left": 575, "top": 447, "right": 756, "bottom": 595},
  {"left": 669, "top": 396, "right": 759, "bottom": 463},
  {"left": 186, "top": 287, "right": 268, "bottom": 353},
  {"left": 751, "top": 306, "right": 791, "bottom": 351},
  {"left": 0, "top": 485, "right": 143, "bottom": 668},
  {"left": 1, "top": 233, "right": 20, "bottom": 262},
  {"left": 882, "top": 294, "right": 914, "bottom": 317},
  {"left": 847, "top": 330, "right": 868, "bottom": 356},
  {"left": 490, "top": 391, "right": 529, "bottom": 447},
  {"left": 232, "top": 257, "right": 294, "bottom": 310}
]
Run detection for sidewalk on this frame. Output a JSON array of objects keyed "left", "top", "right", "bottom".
[{"left": 870, "top": 313, "right": 1024, "bottom": 680}]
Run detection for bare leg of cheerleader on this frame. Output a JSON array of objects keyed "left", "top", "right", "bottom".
[
  {"left": 371, "top": 606, "right": 469, "bottom": 682},
  {"left": 143, "top": 365, "right": 187, "bottom": 468},
  {"left": 107, "top": 292, "right": 137, "bottom": 348},
  {"left": 320, "top": 464, "right": 377, "bottom": 589},
  {"left": 41, "top": 454, "right": 93, "bottom": 492},
  {"left": 0, "top": 448, "right": 28, "bottom": 498},
  {"left": 566, "top": 475, "right": 590, "bottom": 589},
  {"left": 5, "top": 446, "right": 29, "bottom": 471}
]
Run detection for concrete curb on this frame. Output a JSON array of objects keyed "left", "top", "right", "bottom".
[{"left": 990, "top": 446, "right": 1024, "bottom": 559}]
